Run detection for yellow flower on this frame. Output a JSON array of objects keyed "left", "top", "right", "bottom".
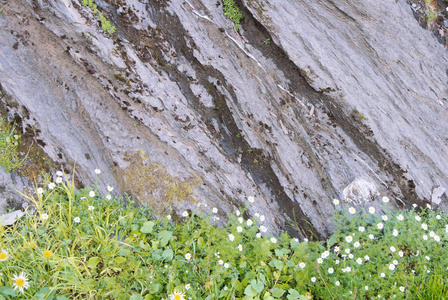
[
  {"left": 43, "top": 251, "right": 52, "bottom": 258},
  {"left": 168, "top": 290, "right": 185, "bottom": 300},
  {"left": 11, "top": 272, "right": 30, "bottom": 294},
  {"left": 0, "top": 249, "right": 8, "bottom": 261}
]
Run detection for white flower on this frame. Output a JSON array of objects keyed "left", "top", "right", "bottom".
[
  {"left": 212, "top": 207, "right": 218, "bottom": 214},
  {"left": 349, "top": 254, "right": 354, "bottom": 259},
  {"left": 393, "top": 260, "right": 398, "bottom": 265},
  {"left": 333, "top": 199, "right": 340, "bottom": 205},
  {"left": 56, "top": 177, "right": 63, "bottom": 184},
  {"left": 185, "top": 253, "right": 192, "bottom": 260},
  {"left": 334, "top": 246, "right": 340, "bottom": 253},
  {"left": 270, "top": 237, "right": 277, "bottom": 244},
  {"left": 166, "top": 215, "right": 171, "bottom": 220},
  {"left": 311, "top": 277, "right": 316, "bottom": 283},
  {"left": 185, "top": 284, "right": 191, "bottom": 290},
  {"left": 429, "top": 231, "right": 435, "bottom": 237},
  {"left": 56, "top": 171, "right": 63, "bottom": 177},
  {"left": 358, "top": 226, "right": 365, "bottom": 232},
  {"left": 218, "top": 260, "right": 224, "bottom": 265},
  {"left": 398, "top": 251, "right": 404, "bottom": 258},
  {"left": 321, "top": 251, "right": 330, "bottom": 259},
  {"left": 236, "top": 210, "right": 241, "bottom": 216},
  {"left": 335, "top": 281, "right": 340, "bottom": 286},
  {"left": 397, "top": 214, "right": 404, "bottom": 221},
  {"left": 382, "top": 215, "right": 388, "bottom": 221},
  {"left": 74, "top": 217, "right": 80, "bottom": 223},
  {"left": 335, "top": 259, "right": 340, "bottom": 264},
  {"left": 47, "top": 182, "right": 55, "bottom": 190},
  {"left": 254, "top": 213, "right": 259, "bottom": 218},
  {"left": 346, "top": 267, "right": 351, "bottom": 272},
  {"left": 94, "top": 169, "right": 101, "bottom": 174},
  {"left": 392, "top": 229, "right": 399, "bottom": 237},
  {"left": 238, "top": 244, "right": 243, "bottom": 251},
  {"left": 256, "top": 233, "right": 261, "bottom": 238},
  {"left": 224, "top": 263, "right": 230, "bottom": 269},
  {"left": 389, "top": 264, "right": 395, "bottom": 271},
  {"left": 41, "top": 213, "right": 49, "bottom": 220},
  {"left": 106, "top": 194, "right": 112, "bottom": 200},
  {"left": 425, "top": 256, "right": 430, "bottom": 261},
  {"left": 89, "top": 191, "right": 95, "bottom": 198},
  {"left": 260, "top": 215, "right": 265, "bottom": 222},
  {"left": 345, "top": 236, "right": 353, "bottom": 243},
  {"left": 303, "top": 238, "right": 309, "bottom": 242},
  {"left": 356, "top": 258, "right": 363, "bottom": 265},
  {"left": 399, "top": 286, "right": 405, "bottom": 292},
  {"left": 368, "top": 207, "right": 376, "bottom": 214},
  {"left": 446, "top": 225, "right": 448, "bottom": 233},
  {"left": 238, "top": 217, "right": 243, "bottom": 224},
  {"left": 299, "top": 262, "right": 306, "bottom": 269},
  {"left": 246, "top": 219, "right": 253, "bottom": 226},
  {"left": 415, "top": 216, "right": 421, "bottom": 221},
  {"left": 354, "top": 241, "right": 360, "bottom": 248},
  {"left": 382, "top": 196, "right": 389, "bottom": 203},
  {"left": 436, "top": 215, "right": 441, "bottom": 220},
  {"left": 11, "top": 272, "right": 30, "bottom": 294},
  {"left": 380, "top": 272, "right": 385, "bottom": 278},
  {"left": 237, "top": 226, "right": 243, "bottom": 233},
  {"left": 421, "top": 223, "right": 428, "bottom": 230},
  {"left": 426, "top": 204, "right": 432, "bottom": 209},
  {"left": 182, "top": 211, "right": 188, "bottom": 217},
  {"left": 423, "top": 235, "right": 428, "bottom": 241},
  {"left": 413, "top": 203, "right": 417, "bottom": 208},
  {"left": 364, "top": 255, "right": 370, "bottom": 261},
  {"left": 259, "top": 225, "right": 267, "bottom": 233},
  {"left": 247, "top": 196, "right": 255, "bottom": 203},
  {"left": 214, "top": 252, "right": 220, "bottom": 258},
  {"left": 390, "top": 246, "right": 396, "bottom": 252},
  {"left": 88, "top": 206, "right": 94, "bottom": 211},
  {"left": 37, "top": 188, "right": 44, "bottom": 195},
  {"left": 369, "top": 234, "right": 375, "bottom": 239},
  {"left": 434, "top": 235, "right": 440, "bottom": 242},
  {"left": 345, "top": 248, "right": 351, "bottom": 254},
  {"left": 348, "top": 207, "right": 356, "bottom": 214},
  {"left": 107, "top": 185, "right": 114, "bottom": 192},
  {"left": 365, "top": 286, "right": 369, "bottom": 291},
  {"left": 328, "top": 267, "right": 334, "bottom": 274},
  {"left": 228, "top": 234, "right": 235, "bottom": 241},
  {"left": 317, "top": 258, "right": 323, "bottom": 264},
  {"left": 0, "top": 250, "right": 9, "bottom": 261},
  {"left": 377, "top": 223, "right": 384, "bottom": 229}
]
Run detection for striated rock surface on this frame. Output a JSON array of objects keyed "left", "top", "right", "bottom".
[{"left": 0, "top": 0, "right": 447, "bottom": 238}]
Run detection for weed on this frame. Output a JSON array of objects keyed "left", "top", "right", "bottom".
[
  {"left": 0, "top": 117, "right": 25, "bottom": 172},
  {"left": 81, "top": 0, "right": 116, "bottom": 34},
  {"left": 222, "top": 0, "right": 243, "bottom": 30}
]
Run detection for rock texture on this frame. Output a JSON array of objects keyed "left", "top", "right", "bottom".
[{"left": 0, "top": 0, "right": 447, "bottom": 238}]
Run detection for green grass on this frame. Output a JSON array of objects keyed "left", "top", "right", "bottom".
[
  {"left": 0, "top": 117, "right": 24, "bottom": 172},
  {"left": 0, "top": 170, "right": 448, "bottom": 299}
]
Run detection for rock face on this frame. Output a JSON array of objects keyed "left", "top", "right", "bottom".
[{"left": 0, "top": 0, "right": 447, "bottom": 238}]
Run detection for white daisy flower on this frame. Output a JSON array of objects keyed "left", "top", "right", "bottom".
[
  {"left": 415, "top": 216, "right": 421, "bottom": 221},
  {"left": 398, "top": 251, "right": 404, "bottom": 258},
  {"left": 238, "top": 217, "right": 244, "bottom": 224},
  {"left": 167, "top": 215, "right": 171, "bottom": 220},
  {"left": 368, "top": 207, "right": 375, "bottom": 214},
  {"left": 228, "top": 234, "right": 235, "bottom": 241},
  {"left": 247, "top": 196, "right": 255, "bottom": 203},
  {"left": 382, "top": 215, "right": 388, "bottom": 221},
  {"left": 212, "top": 207, "right": 218, "bottom": 214},
  {"left": 237, "top": 226, "right": 243, "bottom": 233},
  {"left": 317, "top": 258, "right": 323, "bottom": 264},
  {"left": 311, "top": 277, "right": 316, "bottom": 283},
  {"left": 41, "top": 213, "right": 49, "bottom": 220},
  {"left": 37, "top": 188, "right": 44, "bottom": 195},
  {"left": 369, "top": 234, "right": 375, "bottom": 239},
  {"left": 335, "top": 259, "right": 340, "bottom": 264},
  {"left": 270, "top": 237, "right": 277, "bottom": 244},
  {"left": 56, "top": 177, "right": 63, "bottom": 184},
  {"left": 185, "top": 253, "right": 192, "bottom": 260},
  {"left": 259, "top": 225, "right": 267, "bottom": 233},
  {"left": 382, "top": 196, "right": 389, "bottom": 203},
  {"left": 390, "top": 246, "right": 396, "bottom": 252},
  {"left": 11, "top": 272, "right": 30, "bottom": 294},
  {"left": 436, "top": 215, "right": 441, "bottom": 220},
  {"left": 356, "top": 258, "right": 363, "bottom": 265},
  {"left": 393, "top": 229, "right": 399, "bottom": 237},
  {"left": 185, "top": 284, "right": 191, "bottom": 290},
  {"left": 389, "top": 264, "right": 395, "bottom": 271},
  {"left": 345, "top": 248, "right": 351, "bottom": 254},
  {"left": 89, "top": 191, "right": 95, "bottom": 198},
  {"left": 218, "top": 260, "right": 224, "bottom": 265},
  {"left": 399, "top": 286, "right": 405, "bottom": 292},
  {"left": 94, "top": 169, "right": 101, "bottom": 174},
  {"left": 348, "top": 207, "right": 356, "bottom": 214},
  {"left": 168, "top": 290, "right": 185, "bottom": 300},
  {"left": 88, "top": 206, "right": 94, "bottom": 211},
  {"left": 423, "top": 235, "right": 428, "bottom": 241},
  {"left": 328, "top": 267, "right": 334, "bottom": 274},
  {"left": 335, "top": 281, "right": 340, "bottom": 286},
  {"left": 421, "top": 223, "right": 428, "bottom": 230},
  {"left": 345, "top": 236, "right": 353, "bottom": 243},
  {"left": 256, "top": 233, "right": 261, "bottom": 238},
  {"left": 0, "top": 250, "right": 9, "bottom": 261},
  {"left": 333, "top": 199, "right": 340, "bottom": 205},
  {"left": 354, "top": 241, "right": 360, "bottom": 248},
  {"left": 299, "top": 262, "right": 306, "bottom": 269},
  {"left": 106, "top": 194, "right": 112, "bottom": 200},
  {"left": 377, "top": 223, "right": 384, "bottom": 229},
  {"left": 182, "top": 211, "right": 188, "bottom": 217},
  {"left": 358, "top": 226, "right": 365, "bottom": 232},
  {"left": 380, "top": 273, "right": 385, "bottom": 278},
  {"left": 364, "top": 255, "right": 370, "bottom": 261},
  {"left": 393, "top": 260, "right": 398, "bottom": 265},
  {"left": 397, "top": 214, "right": 404, "bottom": 221},
  {"left": 107, "top": 185, "right": 114, "bottom": 192},
  {"left": 238, "top": 244, "right": 243, "bottom": 251},
  {"left": 334, "top": 246, "right": 340, "bottom": 253},
  {"left": 260, "top": 215, "right": 265, "bottom": 222},
  {"left": 47, "top": 182, "right": 56, "bottom": 190},
  {"left": 73, "top": 217, "right": 80, "bottom": 223},
  {"left": 224, "top": 263, "right": 230, "bottom": 269},
  {"left": 56, "top": 171, "right": 63, "bottom": 177},
  {"left": 246, "top": 219, "right": 253, "bottom": 226}
]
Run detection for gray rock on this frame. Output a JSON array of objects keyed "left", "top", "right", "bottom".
[
  {"left": 0, "top": 0, "right": 446, "bottom": 238},
  {"left": 0, "top": 210, "right": 24, "bottom": 226},
  {"left": 431, "top": 186, "right": 446, "bottom": 205},
  {"left": 343, "top": 179, "right": 379, "bottom": 204}
]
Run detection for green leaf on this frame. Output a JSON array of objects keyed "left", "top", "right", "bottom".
[
  {"left": 162, "top": 249, "right": 174, "bottom": 261},
  {"left": 140, "top": 221, "right": 155, "bottom": 233},
  {"left": 87, "top": 256, "right": 101, "bottom": 268},
  {"left": 139, "top": 240, "right": 150, "bottom": 250},
  {"left": 148, "top": 283, "right": 161, "bottom": 294},
  {"left": 275, "top": 248, "right": 290, "bottom": 258},
  {"left": 327, "top": 234, "right": 337, "bottom": 247},
  {"left": 290, "top": 239, "right": 300, "bottom": 250},
  {"left": 285, "top": 260, "right": 295, "bottom": 267},
  {"left": 115, "top": 256, "right": 127, "bottom": 264},
  {"left": 251, "top": 279, "right": 264, "bottom": 293},
  {"left": 34, "top": 287, "right": 56, "bottom": 299},
  {"left": 0, "top": 287, "right": 16, "bottom": 296},
  {"left": 130, "top": 294, "right": 143, "bottom": 300},
  {"left": 244, "top": 285, "right": 258, "bottom": 297},
  {"left": 158, "top": 230, "right": 173, "bottom": 247},
  {"left": 286, "top": 289, "right": 301, "bottom": 300},
  {"left": 272, "top": 288, "right": 285, "bottom": 298},
  {"left": 269, "top": 258, "right": 284, "bottom": 270},
  {"left": 55, "top": 296, "right": 70, "bottom": 300}
]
